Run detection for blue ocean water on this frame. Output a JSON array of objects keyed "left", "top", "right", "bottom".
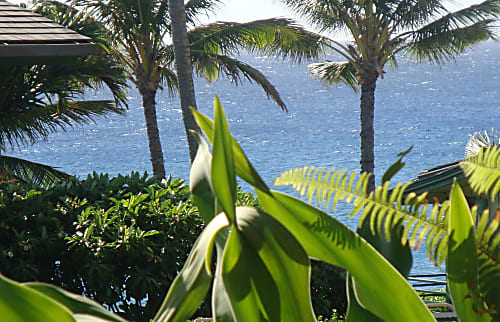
[{"left": 10, "top": 41, "right": 500, "bottom": 275}]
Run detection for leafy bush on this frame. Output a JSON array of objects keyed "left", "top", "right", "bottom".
[
  {"left": 0, "top": 172, "right": 204, "bottom": 320},
  {"left": 0, "top": 170, "right": 347, "bottom": 320}
]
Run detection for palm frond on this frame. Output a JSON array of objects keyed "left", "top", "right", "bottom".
[
  {"left": 465, "top": 129, "right": 500, "bottom": 158},
  {"left": 406, "top": 20, "right": 496, "bottom": 63},
  {"left": 0, "top": 100, "right": 124, "bottom": 149},
  {"left": 461, "top": 146, "right": 500, "bottom": 199},
  {"left": 189, "top": 18, "right": 326, "bottom": 63},
  {"left": 308, "top": 61, "right": 359, "bottom": 91},
  {"left": 280, "top": 0, "right": 354, "bottom": 33},
  {"left": 274, "top": 166, "right": 449, "bottom": 265},
  {"left": 184, "top": 0, "right": 222, "bottom": 26},
  {"left": 35, "top": 1, "right": 128, "bottom": 107},
  {"left": 444, "top": 0, "right": 500, "bottom": 27},
  {"left": 0, "top": 155, "right": 72, "bottom": 187},
  {"left": 389, "top": 0, "right": 446, "bottom": 29},
  {"left": 475, "top": 209, "right": 500, "bottom": 317},
  {"left": 191, "top": 51, "right": 287, "bottom": 111}
]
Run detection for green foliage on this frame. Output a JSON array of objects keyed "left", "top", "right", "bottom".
[
  {"left": 462, "top": 146, "right": 500, "bottom": 198},
  {"left": 3, "top": 97, "right": 499, "bottom": 321},
  {"left": 275, "top": 145, "right": 500, "bottom": 320},
  {"left": 0, "top": 0, "right": 128, "bottom": 186},
  {"left": 275, "top": 166, "right": 449, "bottom": 266},
  {"left": 0, "top": 172, "right": 204, "bottom": 321},
  {"left": 157, "top": 96, "right": 433, "bottom": 321}
]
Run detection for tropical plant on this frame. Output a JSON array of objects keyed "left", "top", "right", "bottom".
[
  {"left": 0, "top": 169, "right": 343, "bottom": 320},
  {"left": 0, "top": 0, "right": 127, "bottom": 186},
  {"left": 2, "top": 97, "right": 499, "bottom": 321},
  {"left": 279, "top": 0, "right": 500, "bottom": 190},
  {"left": 275, "top": 148, "right": 500, "bottom": 320},
  {"left": 76, "top": 0, "right": 327, "bottom": 178},
  {"left": 0, "top": 172, "right": 206, "bottom": 320},
  {"left": 155, "top": 96, "right": 433, "bottom": 321}
]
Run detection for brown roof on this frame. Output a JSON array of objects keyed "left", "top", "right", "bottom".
[{"left": 0, "top": 0, "right": 96, "bottom": 60}]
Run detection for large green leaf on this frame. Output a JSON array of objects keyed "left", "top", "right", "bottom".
[
  {"left": 24, "top": 283, "right": 124, "bottom": 322},
  {"left": 154, "top": 214, "right": 229, "bottom": 321},
  {"left": 191, "top": 105, "right": 270, "bottom": 193},
  {"left": 192, "top": 107, "right": 433, "bottom": 321},
  {"left": 357, "top": 218, "right": 413, "bottom": 278},
  {"left": 211, "top": 96, "right": 237, "bottom": 223},
  {"left": 345, "top": 275, "right": 382, "bottom": 321},
  {"left": 0, "top": 274, "right": 75, "bottom": 322},
  {"left": 189, "top": 131, "right": 217, "bottom": 222},
  {"left": 447, "top": 181, "right": 490, "bottom": 321},
  {"left": 222, "top": 207, "right": 315, "bottom": 321},
  {"left": 212, "top": 234, "right": 234, "bottom": 321},
  {"left": 255, "top": 190, "right": 434, "bottom": 321}
]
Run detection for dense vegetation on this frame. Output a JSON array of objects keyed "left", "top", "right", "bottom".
[
  {"left": 0, "top": 171, "right": 346, "bottom": 320},
  {"left": 0, "top": 173, "right": 203, "bottom": 320}
]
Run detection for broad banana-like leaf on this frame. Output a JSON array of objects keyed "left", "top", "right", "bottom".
[
  {"left": 154, "top": 214, "right": 229, "bottom": 321},
  {"left": 189, "top": 131, "right": 217, "bottom": 222},
  {"left": 357, "top": 218, "right": 413, "bottom": 278},
  {"left": 212, "top": 235, "right": 234, "bottom": 321},
  {"left": 191, "top": 104, "right": 270, "bottom": 193},
  {"left": 24, "top": 283, "right": 125, "bottom": 322},
  {"left": 345, "top": 274, "right": 382, "bottom": 321},
  {"left": 256, "top": 190, "right": 434, "bottom": 321},
  {"left": 447, "top": 181, "right": 490, "bottom": 321},
  {"left": 211, "top": 96, "right": 237, "bottom": 223},
  {"left": 0, "top": 274, "right": 75, "bottom": 322},
  {"left": 352, "top": 219, "right": 412, "bottom": 320},
  {"left": 222, "top": 207, "right": 315, "bottom": 322},
  {"left": 192, "top": 100, "right": 433, "bottom": 321}
]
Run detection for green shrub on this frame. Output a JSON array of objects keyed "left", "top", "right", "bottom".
[
  {"left": 0, "top": 172, "right": 204, "bottom": 321},
  {"left": 0, "top": 171, "right": 347, "bottom": 319}
]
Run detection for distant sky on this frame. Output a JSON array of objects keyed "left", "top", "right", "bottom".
[
  {"left": 201, "top": 0, "right": 486, "bottom": 39},
  {"left": 9, "top": 0, "right": 487, "bottom": 39},
  {"left": 207, "top": 0, "right": 482, "bottom": 22}
]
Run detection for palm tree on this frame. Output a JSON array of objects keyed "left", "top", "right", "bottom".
[
  {"left": 168, "top": 0, "right": 200, "bottom": 162},
  {"left": 0, "top": 1, "right": 128, "bottom": 186},
  {"left": 280, "top": 0, "right": 500, "bottom": 191},
  {"left": 77, "top": 0, "right": 326, "bottom": 179}
]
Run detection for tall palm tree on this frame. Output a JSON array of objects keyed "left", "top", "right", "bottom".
[
  {"left": 168, "top": 0, "right": 200, "bottom": 162},
  {"left": 77, "top": 0, "right": 326, "bottom": 179},
  {"left": 0, "top": 1, "right": 128, "bottom": 186},
  {"left": 281, "top": 0, "right": 500, "bottom": 191}
]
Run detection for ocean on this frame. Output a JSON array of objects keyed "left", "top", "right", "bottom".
[{"left": 10, "top": 41, "right": 500, "bottom": 275}]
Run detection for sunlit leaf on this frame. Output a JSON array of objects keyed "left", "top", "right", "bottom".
[
  {"left": 222, "top": 207, "right": 315, "bottom": 321},
  {"left": 447, "top": 181, "right": 490, "bottom": 321},
  {"left": 191, "top": 106, "right": 270, "bottom": 192},
  {"left": 256, "top": 190, "right": 433, "bottom": 322},
  {"left": 345, "top": 275, "right": 382, "bottom": 321},
  {"left": 24, "top": 283, "right": 125, "bottom": 322},
  {"left": 154, "top": 214, "right": 229, "bottom": 321},
  {"left": 189, "top": 131, "right": 216, "bottom": 222},
  {"left": 0, "top": 274, "right": 75, "bottom": 322},
  {"left": 211, "top": 96, "right": 237, "bottom": 223}
]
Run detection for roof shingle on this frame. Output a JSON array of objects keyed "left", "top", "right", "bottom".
[{"left": 0, "top": 0, "right": 96, "bottom": 59}]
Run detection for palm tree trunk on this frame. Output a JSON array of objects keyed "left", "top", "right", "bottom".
[
  {"left": 168, "top": 0, "right": 200, "bottom": 163},
  {"left": 142, "top": 88, "right": 166, "bottom": 179},
  {"left": 359, "top": 74, "right": 378, "bottom": 192}
]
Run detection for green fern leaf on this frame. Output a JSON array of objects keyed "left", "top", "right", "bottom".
[
  {"left": 275, "top": 167, "right": 449, "bottom": 265},
  {"left": 462, "top": 146, "right": 500, "bottom": 198},
  {"left": 475, "top": 209, "right": 500, "bottom": 318}
]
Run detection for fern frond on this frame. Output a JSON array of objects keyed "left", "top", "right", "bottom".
[
  {"left": 275, "top": 166, "right": 449, "bottom": 265},
  {"left": 475, "top": 209, "right": 500, "bottom": 317},
  {"left": 462, "top": 146, "right": 500, "bottom": 198}
]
